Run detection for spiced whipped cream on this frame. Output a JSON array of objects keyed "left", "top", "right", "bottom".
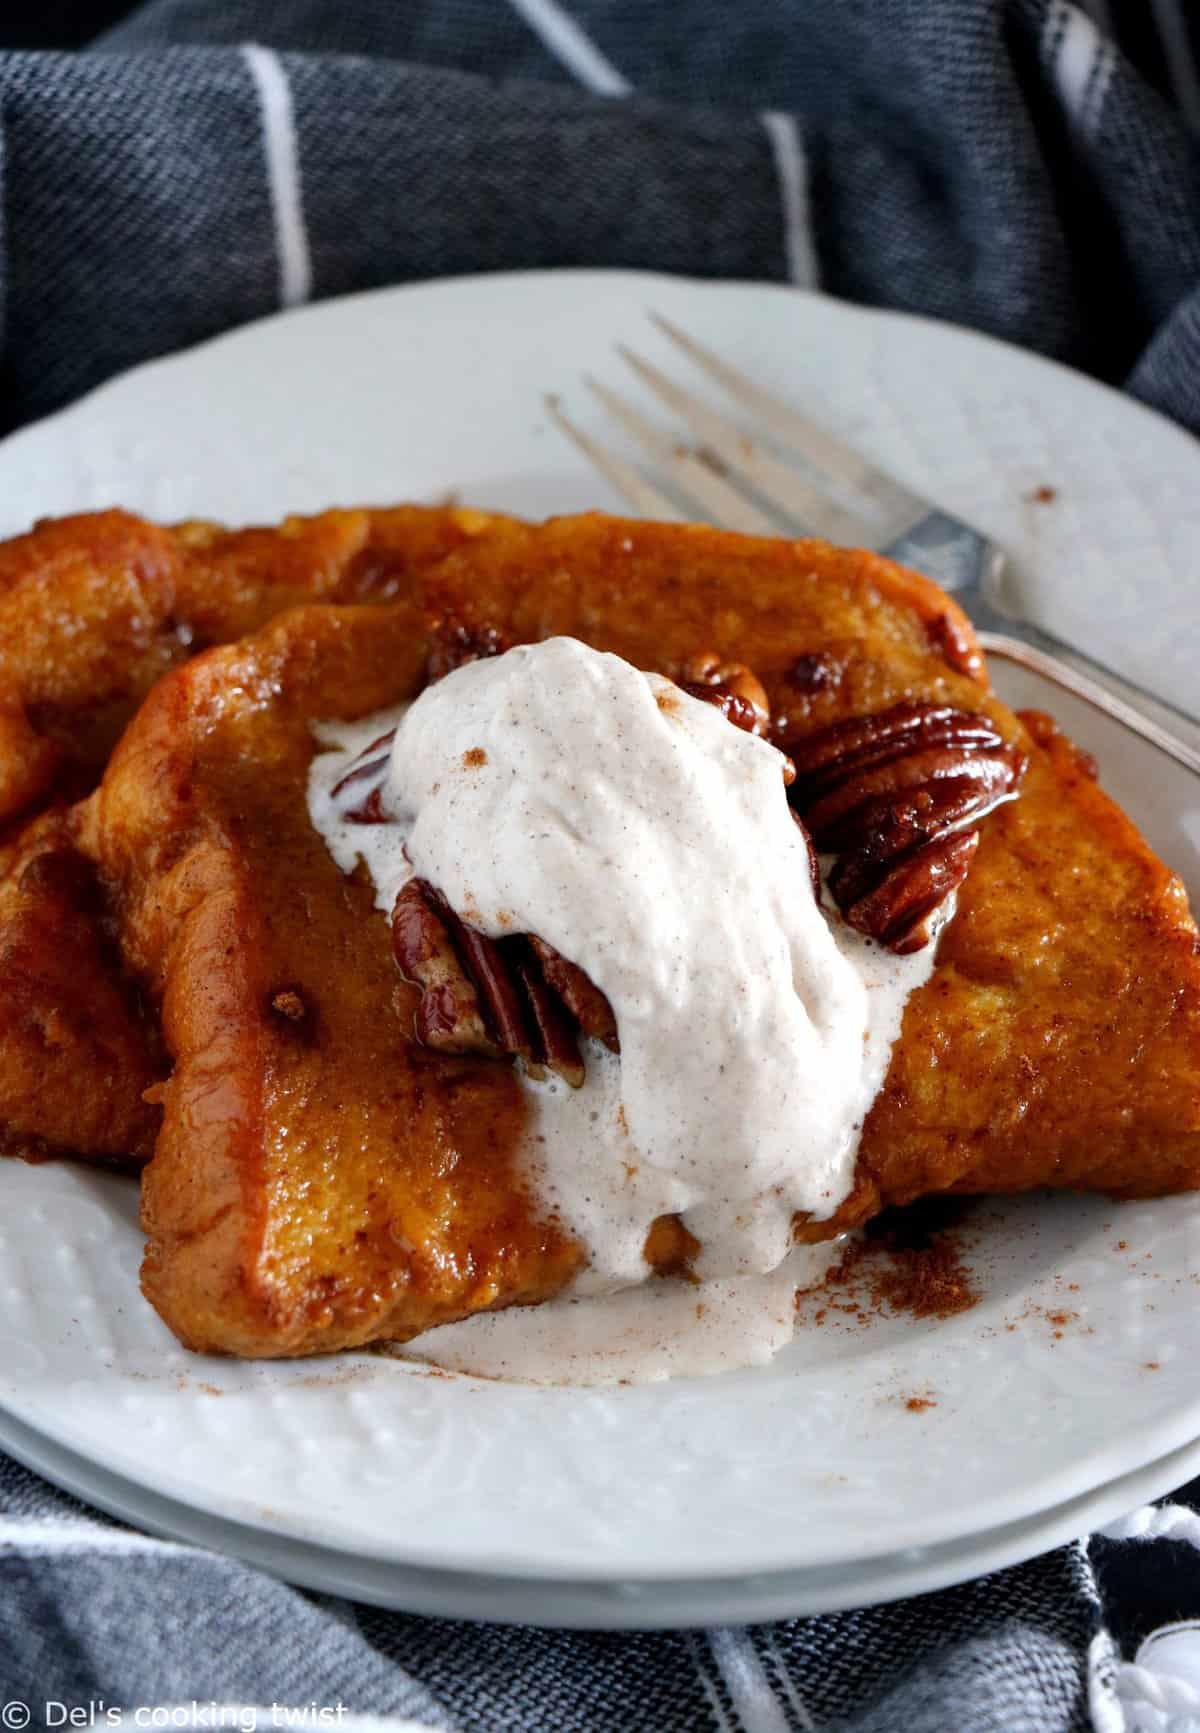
[{"left": 308, "top": 638, "right": 945, "bottom": 1317}]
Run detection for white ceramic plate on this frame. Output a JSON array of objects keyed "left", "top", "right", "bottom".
[
  {"left": 1, "top": 1400, "right": 1198, "bottom": 1628},
  {"left": 2, "top": 270, "right": 1199, "bottom": 1622}
]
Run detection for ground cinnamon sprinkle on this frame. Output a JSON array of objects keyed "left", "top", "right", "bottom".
[
  {"left": 799, "top": 1200, "right": 980, "bottom": 1323},
  {"left": 867, "top": 1235, "right": 978, "bottom": 1319}
]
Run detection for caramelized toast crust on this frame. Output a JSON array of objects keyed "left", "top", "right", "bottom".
[
  {"left": 0, "top": 806, "right": 162, "bottom": 1164},
  {"left": 77, "top": 514, "right": 1200, "bottom": 1356},
  {"left": 0, "top": 504, "right": 505, "bottom": 825}
]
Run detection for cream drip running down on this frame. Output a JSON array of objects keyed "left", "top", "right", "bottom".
[{"left": 307, "top": 637, "right": 947, "bottom": 1383}]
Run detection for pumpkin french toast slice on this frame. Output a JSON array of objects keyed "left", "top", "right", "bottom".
[
  {"left": 77, "top": 514, "right": 1200, "bottom": 1356},
  {"left": 81, "top": 600, "right": 583, "bottom": 1355},
  {"left": 0, "top": 502, "right": 508, "bottom": 1165}
]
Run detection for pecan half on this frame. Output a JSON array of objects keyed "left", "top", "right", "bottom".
[
  {"left": 675, "top": 653, "right": 796, "bottom": 787},
  {"left": 392, "top": 880, "right": 498, "bottom": 1057},
  {"left": 392, "top": 878, "right": 617, "bottom": 1086},
  {"left": 530, "top": 935, "right": 620, "bottom": 1050},
  {"left": 788, "top": 701, "right": 1026, "bottom": 953},
  {"left": 330, "top": 727, "right": 396, "bottom": 823},
  {"left": 676, "top": 652, "right": 771, "bottom": 738}
]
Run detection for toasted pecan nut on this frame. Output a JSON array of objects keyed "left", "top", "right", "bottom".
[
  {"left": 801, "top": 746, "right": 1019, "bottom": 849},
  {"left": 833, "top": 828, "right": 980, "bottom": 954},
  {"left": 824, "top": 777, "right": 1002, "bottom": 909},
  {"left": 530, "top": 935, "right": 620, "bottom": 1051},
  {"left": 392, "top": 880, "right": 499, "bottom": 1057},
  {"left": 788, "top": 703, "right": 1007, "bottom": 795},
  {"left": 789, "top": 701, "right": 1026, "bottom": 952},
  {"left": 516, "top": 956, "right": 587, "bottom": 1088},
  {"left": 677, "top": 652, "right": 771, "bottom": 738},
  {"left": 678, "top": 680, "right": 763, "bottom": 737},
  {"left": 392, "top": 877, "right": 613, "bottom": 1086},
  {"left": 452, "top": 913, "right": 538, "bottom": 1063},
  {"left": 675, "top": 652, "right": 797, "bottom": 784},
  {"left": 330, "top": 727, "right": 396, "bottom": 823}
]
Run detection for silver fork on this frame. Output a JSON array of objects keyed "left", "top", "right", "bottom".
[{"left": 547, "top": 314, "right": 1200, "bottom": 775}]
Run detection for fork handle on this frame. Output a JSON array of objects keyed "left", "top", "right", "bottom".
[
  {"left": 977, "top": 625, "right": 1200, "bottom": 777},
  {"left": 882, "top": 513, "right": 1200, "bottom": 774}
]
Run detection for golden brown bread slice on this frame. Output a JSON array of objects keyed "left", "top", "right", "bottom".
[
  {"left": 0, "top": 503, "right": 504, "bottom": 825},
  {"left": 82, "top": 600, "right": 582, "bottom": 1354},
  {"left": 0, "top": 807, "right": 162, "bottom": 1164},
  {"left": 846, "top": 708, "right": 1200, "bottom": 1217},
  {"left": 77, "top": 513, "right": 1200, "bottom": 1357},
  {"left": 0, "top": 502, "right": 508, "bottom": 1166}
]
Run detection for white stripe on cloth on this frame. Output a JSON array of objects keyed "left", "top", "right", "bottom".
[
  {"left": 1100, "top": 1501, "right": 1200, "bottom": 1547},
  {"left": 1148, "top": 0, "right": 1200, "bottom": 129},
  {"left": 761, "top": 1630, "right": 817, "bottom": 1730},
  {"left": 503, "top": 0, "right": 631, "bottom": 95},
  {"left": 1075, "top": 1537, "right": 1127, "bottom": 1733},
  {"left": 0, "top": 1514, "right": 191, "bottom": 1557},
  {"left": 686, "top": 1633, "right": 736, "bottom": 1732},
  {"left": 761, "top": 112, "right": 819, "bottom": 289},
  {"left": 242, "top": 42, "right": 313, "bottom": 308},
  {"left": 1089, "top": 1630, "right": 1127, "bottom": 1733},
  {"left": 1042, "top": 1, "right": 1116, "bottom": 139},
  {"left": 707, "top": 1630, "right": 792, "bottom": 1733},
  {"left": 1086, "top": 36, "right": 1118, "bottom": 137}
]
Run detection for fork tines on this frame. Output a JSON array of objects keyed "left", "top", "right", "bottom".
[{"left": 547, "top": 312, "right": 927, "bottom": 548}]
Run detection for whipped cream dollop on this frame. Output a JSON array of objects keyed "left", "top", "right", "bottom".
[{"left": 309, "top": 639, "right": 944, "bottom": 1329}]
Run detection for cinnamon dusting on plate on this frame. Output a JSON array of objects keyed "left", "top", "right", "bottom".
[{"left": 797, "top": 1200, "right": 980, "bottom": 1325}]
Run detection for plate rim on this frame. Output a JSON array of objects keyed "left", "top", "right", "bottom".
[
  {"left": 8, "top": 1254, "right": 1200, "bottom": 1585},
  {"left": 7, "top": 265, "right": 1195, "bottom": 464},
  {"left": 0, "top": 1397, "right": 1194, "bottom": 1627}
]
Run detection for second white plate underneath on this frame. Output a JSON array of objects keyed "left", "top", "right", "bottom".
[{"left": 0, "top": 1400, "right": 1196, "bottom": 1627}]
